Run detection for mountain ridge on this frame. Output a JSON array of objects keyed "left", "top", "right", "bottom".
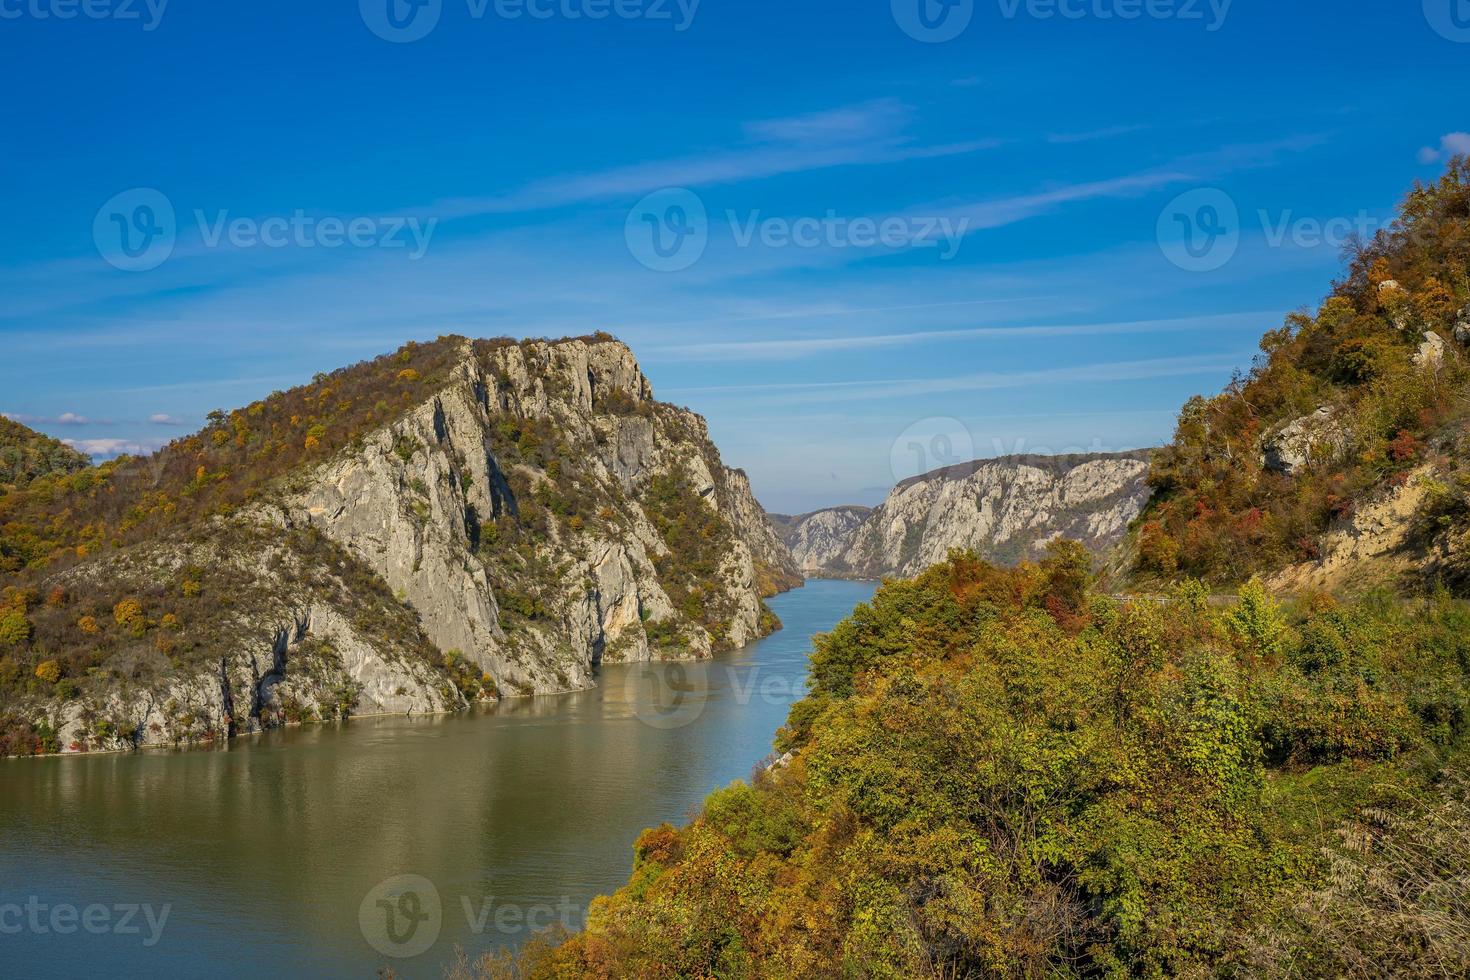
[
  {"left": 0, "top": 335, "right": 800, "bottom": 755},
  {"left": 783, "top": 449, "right": 1153, "bottom": 579}
]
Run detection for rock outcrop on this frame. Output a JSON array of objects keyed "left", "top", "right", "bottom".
[
  {"left": 1415, "top": 330, "right": 1448, "bottom": 369},
  {"left": 792, "top": 452, "right": 1153, "bottom": 580},
  {"left": 36, "top": 525, "right": 465, "bottom": 754},
  {"left": 1260, "top": 407, "right": 1350, "bottom": 476},
  {"left": 8, "top": 336, "right": 799, "bottom": 754},
  {"left": 772, "top": 506, "right": 873, "bottom": 576}
]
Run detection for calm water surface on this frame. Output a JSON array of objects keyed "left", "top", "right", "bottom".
[{"left": 0, "top": 579, "right": 876, "bottom": 979}]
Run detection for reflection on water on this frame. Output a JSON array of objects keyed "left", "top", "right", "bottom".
[{"left": 0, "top": 579, "right": 876, "bottom": 979}]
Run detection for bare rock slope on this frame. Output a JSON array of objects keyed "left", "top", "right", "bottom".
[
  {"left": 9, "top": 337, "right": 799, "bottom": 754},
  {"left": 788, "top": 452, "right": 1153, "bottom": 579}
]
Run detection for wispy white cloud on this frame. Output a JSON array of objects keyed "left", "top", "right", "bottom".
[
  {"left": 148, "top": 413, "right": 186, "bottom": 425},
  {"left": 1418, "top": 132, "right": 1470, "bottom": 165},
  {"left": 667, "top": 353, "right": 1244, "bottom": 404},
  {"left": 743, "top": 99, "right": 912, "bottom": 144},
  {"left": 1046, "top": 124, "right": 1150, "bottom": 144},
  {"left": 647, "top": 312, "right": 1277, "bottom": 361},
  {"left": 2, "top": 411, "right": 105, "bottom": 426},
  {"left": 429, "top": 100, "right": 1001, "bottom": 218},
  {"left": 63, "top": 437, "right": 167, "bottom": 459}
]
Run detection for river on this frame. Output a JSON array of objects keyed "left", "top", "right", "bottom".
[{"left": 0, "top": 579, "right": 876, "bottom": 979}]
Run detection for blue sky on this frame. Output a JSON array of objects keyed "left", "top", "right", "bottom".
[{"left": 1, "top": 0, "right": 1467, "bottom": 513}]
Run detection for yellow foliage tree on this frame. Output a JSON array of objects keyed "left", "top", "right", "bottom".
[{"left": 113, "top": 598, "right": 145, "bottom": 633}]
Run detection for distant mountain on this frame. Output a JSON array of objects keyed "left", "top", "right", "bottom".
[
  {"left": 770, "top": 505, "right": 872, "bottom": 575},
  {"left": 783, "top": 452, "right": 1152, "bottom": 579},
  {"left": 0, "top": 335, "right": 799, "bottom": 755},
  {"left": 0, "top": 416, "right": 89, "bottom": 493}
]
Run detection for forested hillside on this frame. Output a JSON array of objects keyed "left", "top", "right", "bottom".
[
  {"left": 471, "top": 549, "right": 1470, "bottom": 978},
  {"left": 0, "top": 416, "right": 89, "bottom": 494},
  {"left": 463, "top": 160, "right": 1470, "bottom": 979},
  {"left": 1139, "top": 159, "right": 1470, "bottom": 589}
]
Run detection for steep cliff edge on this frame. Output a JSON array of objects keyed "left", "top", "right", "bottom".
[
  {"left": 0, "top": 336, "right": 798, "bottom": 755},
  {"left": 771, "top": 506, "right": 872, "bottom": 575},
  {"left": 787, "top": 452, "right": 1152, "bottom": 579}
]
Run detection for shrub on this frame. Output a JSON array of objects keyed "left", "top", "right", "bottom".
[{"left": 0, "top": 609, "right": 30, "bottom": 647}]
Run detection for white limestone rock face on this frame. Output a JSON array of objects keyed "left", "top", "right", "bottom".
[
  {"left": 271, "top": 338, "right": 798, "bottom": 695},
  {"left": 33, "top": 531, "right": 464, "bottom": 755},
  {"left": 774, "top": 507, "right": 873, "bottom": 575},
  {"left": 12, "top": 337, "right": 799, "bottom": 756},
  {"left": 1260, "top": 407, "right": 1350, "bottom": 476},
  {"left": 791, "top": 453, "right": 1153, "bottom": 580},
  {"left": 1415, "top": 330, "right": 1448, "bottom": 369}
]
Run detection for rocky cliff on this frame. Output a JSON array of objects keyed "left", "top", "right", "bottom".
[
  {"left": 771, "top": 506, "right": 872, "bottom": 575},
  {"left": 788, "top": 452, "right": 1152, "bottom": 579},
  {"left": 1, "top": 336, "right": 799, "bottom": 755}
]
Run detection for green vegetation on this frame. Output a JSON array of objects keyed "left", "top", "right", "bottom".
[
  {"left": 470, "top": 549, "right": 1469, "bottom": 978},
  {"left": 0, "top": 337, "right": 471, "bottom": 576},
  {"left": 1140, "top": 159, "right": 1470, "bottom": 585},
  {"left": 453, "top": 160, "right": 1470, "bottom": 979},
  {"left": 0, "top": 416, "right": 89, "bottom": 494},
  {"left": 0, "top": 522, "right": 449, "bottom": 756}
]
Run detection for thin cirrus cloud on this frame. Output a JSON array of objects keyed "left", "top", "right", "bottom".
[
  {"left": 646, "top": 312, "right": 1279, "bottom": 362},
  {"left": 1418, "top": 132, "right": 1470, "bottom": 165},
  {"left": 664, "top": 353, "right": 1247, "bottom": 404},
  {"left": 428, "top": 99, "right": 1003, "bottom": 218},
  {"left": 2, "top": 411, "right": 104, "bottom": 426},
  {"left": 62, "top": 437, "right": 167, "bottom": 459},
  {"left": 1045, "top": 124, "right": 1151, "bottom": 145}
]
